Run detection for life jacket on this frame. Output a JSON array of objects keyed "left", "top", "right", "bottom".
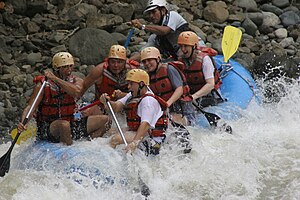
[
  {"left": 156, "top": 11, "right": 190, "bottom": 60},
  {"left": 33, "top": 75, "right": 77, "bottom": 123},
  {"left": 125, "top": 93, "right": 168, "bottom": 137},
  {"left": 149, "top": 62, "right": 192, "bottom": 102},
  {"left": 95, "top": 58, "right": 139, "bottom": 99},
  {"left": 179, "top": 47, "right": 222, "bottom": 94}
]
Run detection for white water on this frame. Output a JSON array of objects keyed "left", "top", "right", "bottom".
[{"left": 0, "top": 79, "right": 299, "bottom": 200}]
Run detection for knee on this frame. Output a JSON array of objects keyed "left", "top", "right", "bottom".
[{"left": 110, "top": 134, "right": 121, "bottom": 148}]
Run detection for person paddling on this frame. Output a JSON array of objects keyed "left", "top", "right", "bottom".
[
  {"left": 140, "top": 47, "right": 195, "bottom": 125},
  {"left": 17, "top": 52, "right": 110, "bottom": 145},
  {"left": 78, "top": 45, "right": 139, "bottom": 116},
  {"left": 100, "top": 69, "right": 168, "bottom": 155},
  {"left": 177, "top": 31, "right": 224, "bottom": 107}
]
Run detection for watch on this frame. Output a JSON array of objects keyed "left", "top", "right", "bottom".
[{"left": 141, "top": 24, "right": 146, "bottom": 30}]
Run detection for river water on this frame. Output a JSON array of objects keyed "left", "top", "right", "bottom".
[{"left": 0, "top": 78, "right": 299, "bottom": 200}]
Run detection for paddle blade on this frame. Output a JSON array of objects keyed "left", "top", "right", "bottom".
[
  {"left": 11, "top": 125, "right": 36, "bottom": 145},
  {"left": 222, "top": 26, "right": 242, "bottom": 63},
  {"left": 0, "top": 152, "right": 10, "bottom": 177}
]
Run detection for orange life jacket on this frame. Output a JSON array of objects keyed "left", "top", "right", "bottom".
[
  {"left": 95, "top": 58, "right": 139, "bottom": 99},
  {"left": 179, "top": 47, "right": 222, "bottom": 94},
  {"left": 149, "top": 62, "right": 192, "bottom": 102},
  {"left": 125, "top": 93, "right": 168, "bottom": 137},
  {"left": 34, "top": 75, "right": 77, "bottom": 123}
]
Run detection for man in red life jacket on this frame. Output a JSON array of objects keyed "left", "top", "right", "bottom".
[
  {"left": 100, "top": 69, "right": 168, "bottom": 155},
  {"left": 177, "top": 31, "right": 223, "bottom": 107},
  {"left": 140, "top": 47, "right": 195, "bottom": 125},
  {"left": 17, "top": 52, "right": 111, "bottom": 145},
  {"left": 79, "top": 45, "right": 139, "bottom": 116}
]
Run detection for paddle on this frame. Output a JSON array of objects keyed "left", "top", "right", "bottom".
[
  {"left": 124, "top": 12, "right": 136, "bottom": 49},
  {"left": 192, "top": 102, "right": 232, "bottom": 134},
  {"left": 222, "top": 26, "right": 242, "bottom": 63},
  {"left": 10, "top": 124, "right": 36, "bottom": 145},
  {"left": 105, "top": 100, "right": 150, "bottom": 197},
  {"left": 0, "top": 80, "right": 47, "bottom": 177},
  {"left": 192, "top": 102, "right": 220, "bottom": 127}
]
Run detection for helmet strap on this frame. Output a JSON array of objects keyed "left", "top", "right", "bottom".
[{"left": 137, "top": 82, "right": 145, "bottom": 97}]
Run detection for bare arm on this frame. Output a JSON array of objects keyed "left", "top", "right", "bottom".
[
  {"left": 167, "top": 86, "right": 183, "bottom": 107},
  {"left": 143, "top": 24, "right": 172, "bottom": 36},
  {"left": 191, "top": 78, "right": 215, "bottom": 100},
  {"left": 44, "top": 71, "right": 83, "bottom": 98},
  {"left": 99, "top": 93, "right": 125, "bottom": 113},
  {"left": 125, "top": 121, "right": 150, "bottom": 152},
  {"left": 133, "top": 121, "right": 150, "bottom": 142},
  {"left": 131, "top": 19, "right": 172, "bottom": 36},
  {"left": 80, "top": 64, "right": 104, "bottom": 97},
  {"left": 18, "top": 83, "right": 44, "bottom": 131}
]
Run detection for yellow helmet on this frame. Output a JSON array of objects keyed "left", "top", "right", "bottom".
[
  {"left": 140, "top": 47, "right": 161, "bottom": 61},
  {"left": 52, "top": 52, "right": 74, "bottom": 69},
  {"left": 126, "top": 69, "right": 149, "bottom": 85},
  {"left": 177, "top": 31, "right": 199, "bottom": 46},
  {"left": 108, "top": 45, "right": 126, "bottom": 60}
]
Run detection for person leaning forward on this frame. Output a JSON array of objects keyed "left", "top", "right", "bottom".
[
  {"left": 100, "top": 69, "right": 168, "bottom": 155},
  {"left": 177, "top": 31, "right": 224, "bottom": 107},
  {"left": 17, "top": 52, "right": 111, "bottom": 145},
  {"left": 130, "top": 0, "right": 191, "bottom": 61},
  {"left": 77, "top": 45, "right": 139, "bottom": 117},
  {"left": 140, "top": 47, "right": 195, "bottom": 125}
]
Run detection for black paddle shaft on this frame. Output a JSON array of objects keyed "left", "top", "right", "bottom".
[
  {"left": 0, "top": 80, "right": 47, "bottom": 177},
  {"left": 0, "top": 118, "right": 28, "bottom": 177},
  {"left": 192, "top": 102, "right": 220, "bottom": 127}
]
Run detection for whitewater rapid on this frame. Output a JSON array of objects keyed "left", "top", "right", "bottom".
[{"left": 0, "top": 79, "right": 299, "bottom": 200}]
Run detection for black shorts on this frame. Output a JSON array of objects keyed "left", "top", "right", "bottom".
[
  {"left": 169, "top": 100, "right": 196, "bottom": 122},
  {"left": 37, "top": 118, "right": 88, "bottom": 142}
]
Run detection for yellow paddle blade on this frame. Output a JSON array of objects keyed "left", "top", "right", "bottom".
[
  {"left": 222, "top": 26, "right": 242, "bottom": 63},
  {"left": 11, "top": 124, "right": 37, "bottom": 145}
]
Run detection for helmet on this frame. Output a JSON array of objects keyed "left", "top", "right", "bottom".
[
  {"left": 52, "top": 52, "right": 74, "bottom": 69},
  {"left": 144, "top": 0, "right": 168, "bottom": 14},
  {"left": 126, "top": 69, "right": 150, "bottom": 85},
  {"left": 140, "top": 47, "right": 161, "bottom": 61},
  {"left": 108, "top": 45, "right": 126, "bottom": 60},
  {"left": 177, "top": 31, "right": 199, "bottom": 47}
]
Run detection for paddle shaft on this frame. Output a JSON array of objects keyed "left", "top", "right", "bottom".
[
  {"left": 0, "top": 80, "right": 47, "bottom": 177},
  {"left": 192, "top": 102, "right": 220, "bottom": 127},
  {"left": 106, "top": 100, "right": 128, "bottom": 146},
  {"left": 124, "top": 12, "right": 136, "bottom": 49},
  {"left": 105, "top": 99, "right": 150, "bottom": 197},
  {"left": 124, "top": 28, "right": 134, "bottom": 49}
]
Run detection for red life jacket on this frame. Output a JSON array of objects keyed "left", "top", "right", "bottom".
[
  {"left": 179, "top": 47, "right": 222, "bottom": 94},
  {"left": 34, "top": 75, "right": 77, "bottom": 123},
  {"left": 149, "top": 62, "right": 192, "bottom": 102},
  {"left": 95, "top": 58, "right": 139, "bottom": 99},
  {"left": 125, "top": 93, "right": 168, "bottom": 137}
]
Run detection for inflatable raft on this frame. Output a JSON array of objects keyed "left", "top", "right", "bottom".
[{"left": 195, "top": 55, "right": 261, "bottom": 128}]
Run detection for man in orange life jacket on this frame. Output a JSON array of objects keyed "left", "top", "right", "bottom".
[
  {"left": 177, "top": 31, "right": 223, "bottom": 107},
  {"left": 17, "top": 52, "right": 111, "bottom": 145},
  {"left": 100, "top": 69, "right": 168, "bottom": 155},
  {"left": 140, "top": 47, "right": 195, "bottom": 125},
  {"left": 78, "top": 45, "right": 139, "bottom": 116}
]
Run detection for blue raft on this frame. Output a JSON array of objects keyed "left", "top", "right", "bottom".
[
  {"left": 13, "top": 141, "right": 130, "bottom": 187},
  {"left": 195, "top": 55, "right": 261, "bottom": 128}
]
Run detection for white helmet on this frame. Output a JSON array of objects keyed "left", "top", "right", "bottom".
[{"left": 144, "top": 0, "right": 168, "bottom": 14}]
